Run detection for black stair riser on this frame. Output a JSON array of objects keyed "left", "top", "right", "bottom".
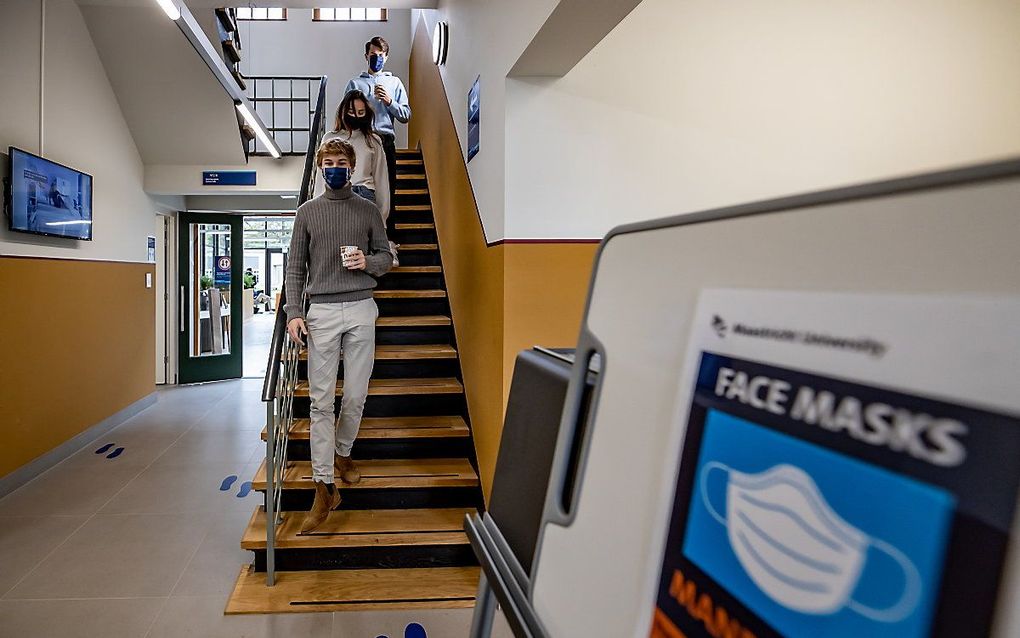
[
  {"left": 393, "top": 198, "right": 431, "bottom": 210},
  {"left": 376, "top": 298, "right": 449, "bottom": 317},
  {"left": 390, "top": 229, "right": 437, "bottom": 245},
  {"left": 375, "top": 274, "right": 444, "bottom": 290},
  {"left": 253, "top": 545, "right": 478, "bottom": 572},
  {"left": 293, "top": 394, "right": 467, "bottom": 418},
  {"left": 394, "top": 178, "right": 428, "bottom": 188},
  {"left": 285, "top": 437, "right": 473, "bottom": 461},
  {"left": 300, "top": 358, "right": 461, "bottom": 380},
  {"left": 375, "top": 326, "right": 453, "bottom": 346},
  {"left": 389, "top": 211, "right": 434, "bottom": 225},
  {"left": 270, "top": 486, "right": 481, "bottom": 511},
  {"left": 389, "top": 251, "right": 441, "bottom": 268}
]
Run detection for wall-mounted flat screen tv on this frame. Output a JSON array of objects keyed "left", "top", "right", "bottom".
[{"left": 6, "top": 147, "right": 93, "bottom": 240}]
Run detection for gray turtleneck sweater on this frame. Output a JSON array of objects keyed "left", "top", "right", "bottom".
[{"left": 284, "top": 184, "right": 393, "bottom": 321}]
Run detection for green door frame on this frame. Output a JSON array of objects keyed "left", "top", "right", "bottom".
[{"left": 177, "top": 212, "right": 243, "bottom": 383}]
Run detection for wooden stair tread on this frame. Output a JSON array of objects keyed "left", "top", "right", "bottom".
[
  {"left": 395, "top": 189, "right": 429, "bottom": 196},
  {"left": 377, "top": 315, "right": 450, "bottom": 327},
  {"left": 396, "top": 149, "right": 421, "bottom": 154},
  {"left": 396, "top": 174, "right": 427, "bottom": 180},
  {"left": 299, "top": 344, "right": 456, "bottom": 361},
  {"left": 241, "top": 507, "right": 473, "bottom": 549},
  {"left": 252, "top": 458, "right": 479, "bottom": 490},
  {"left": 394, "top": 204, "right": 431, "bottom": 211},
  {"left": 294, "top": 377, "right": 463, "bottom": 397},
  {"left": 226, "top": 564, "right": 478, "bottom": 613},
  {"left": 261, "top": 416, "right": 470, "bottom": 441},
  {"left": 390, "top": 266, "right": 442, "bottom": 273},
  {"left": 394, "top": 223, "right": 435, "bottom": 230},
  {"left": 375, "top": 289, "right": 446, "bottom": 299},
  {"left": 396, "top": 159, "right": 424, "bottom": 166},
  {"left": 396, "top": 243, "right": 438, "bottom": 252}
]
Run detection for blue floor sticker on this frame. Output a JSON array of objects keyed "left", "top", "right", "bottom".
[
  {"left": 106, "top": 447, "right": 124, "bottom": 459},
  {"left": 236, "top": 481, "right": 253, "bottom": 498},
  {"left": 94, "top": 443, "right": 114, "bottom": 454},
  {"left": 219, "top": 475, "right": 238, "bottom": 491}
]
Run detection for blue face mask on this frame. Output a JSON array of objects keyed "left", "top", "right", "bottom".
[
  {"left": 322, "top": 166, "right": 350, "bottom": 189},
  {"left": 369, "top": 53, "right": 386, "bottom": 73}
]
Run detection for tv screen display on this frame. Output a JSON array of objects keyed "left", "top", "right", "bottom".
[{"left": 7, "top": 147, "right": 93, "bottom": 240}]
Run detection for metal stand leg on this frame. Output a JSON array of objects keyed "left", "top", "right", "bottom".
[{"left": 470, "top": 575, "right": 497, "bottom": 638}]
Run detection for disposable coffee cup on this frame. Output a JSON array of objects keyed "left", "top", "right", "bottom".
[{"left": 341, "top": 245, "right": 358, "bottom": 268}]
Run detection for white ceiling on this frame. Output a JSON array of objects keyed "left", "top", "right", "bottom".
[
  {"left": 78, "top": 1, "right": 436, "bottom": 8},
  {"left": 79, "top": 3, "right": 246, "bottom": 165}
]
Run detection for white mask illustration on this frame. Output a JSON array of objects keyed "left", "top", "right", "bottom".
[{"left": 700, "top": 462, "right": 921, "bottom": 623}]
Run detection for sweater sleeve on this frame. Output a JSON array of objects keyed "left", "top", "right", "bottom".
[
  {"left": 372, "top": 135, "right": 391, "bottom": 224},
  {"left": 387, "top": 78, "right": 411, "bottom": 123},
  {"left": 364, "top": 209, "right": 393, "bottom": 278},
  {"left": 283, "top": 208, "right": 310, "bottom": 321}
]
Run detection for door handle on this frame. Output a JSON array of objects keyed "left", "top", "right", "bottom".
[{"left": 179, "top": 286, "right": 185, "bottom": 333}]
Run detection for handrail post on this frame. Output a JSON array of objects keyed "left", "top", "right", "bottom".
[{"left": 265, "top": 399, "right": 276, "bottom": 586}]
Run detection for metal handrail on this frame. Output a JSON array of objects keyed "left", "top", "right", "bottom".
[
  {"left": 262, "top": 75, "right": 326, "bottom": 586},
  {"left": 261, "top": 75, "right": 326, "bottom": 403}
]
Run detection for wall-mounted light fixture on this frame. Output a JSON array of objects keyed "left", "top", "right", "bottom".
[
  {"left": 236, "top": 102, "right": 282, "bottom": 159},
  {"left": 432, "top": 21, "right": 449, "bottom": 65},
  {"left": 154, "top": 0, "right": 180, "bottom": 20}
]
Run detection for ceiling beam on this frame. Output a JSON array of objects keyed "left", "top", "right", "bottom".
[{"left": 509, "top": 0, "right": 643, "bottom": 77}]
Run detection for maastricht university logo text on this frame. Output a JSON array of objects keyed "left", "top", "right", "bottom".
[{"left": 709, "top": 315, "right": 887, "bottom": 358}]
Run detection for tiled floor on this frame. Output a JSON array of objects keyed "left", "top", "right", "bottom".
[
  {"left": 0, "top": 380, "right": 513, "bottom": 638},
  {"left": 243, "top": 312, "right": 276, "bottom": 378}
]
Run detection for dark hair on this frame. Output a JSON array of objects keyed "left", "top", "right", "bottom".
[
  {"left": 334, "top": 90, "right": 378, "bottom": 149},
  {"left": 364, "top": 36, "right": 389, "bottom": 55}
]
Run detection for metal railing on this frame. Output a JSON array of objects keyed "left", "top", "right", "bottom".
[
  {"left": 246, "top": 75, "right": 326, "bottom": 156},
  {"left": 261, "top": 76, "right": 327, "bottom": 586}
]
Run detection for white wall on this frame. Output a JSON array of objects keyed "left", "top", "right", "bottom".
[
  {"left": 0, "top": 0, "right": 160, "bottom": 262},
  {"left": 145, "top": 157, "right": 305, "bottom": 196},
  {"left": 417, "top": 0, "right": 1020, "bottom": 242},
  {"left": 237, "top": 9, "right": 412, "bottom": 149},
  {"left": 413, "top": 2, "right": 558, "bottom": 242}
]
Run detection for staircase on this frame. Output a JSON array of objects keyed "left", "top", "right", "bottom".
[{"left": 227, "top": 149, "right": 485, "bottom": 613}]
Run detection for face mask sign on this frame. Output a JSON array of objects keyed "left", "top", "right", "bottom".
[
  {"left": 369, "top": 53, "right": 386, "bottom": 73},
  {"left": 322, "top": 166, "right": 350, "bottom": 189},
  {"left": 699, "top": 461, "right": 921, "bottom": 622}
]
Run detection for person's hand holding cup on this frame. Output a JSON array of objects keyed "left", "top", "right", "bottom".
[{"left": 341, "top": 245, "right": 366, "bottom": 270}]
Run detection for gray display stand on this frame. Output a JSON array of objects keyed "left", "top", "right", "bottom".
[{"left": 469, "top": 159, "right": 1020, "bottom": 638}]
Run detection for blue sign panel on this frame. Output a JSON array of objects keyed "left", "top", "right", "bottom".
[
  {"left": 684, "top": 410, "right": 953, "bottom": 638},
  {"left": 653, "top": 351, "right": 1020, "bottom": 638},
  {"left": 203, "top": 171, "right": 257, "bottom": 186},
  {"left": 214, "top": 255, "right": 231, "bottom": 287}
]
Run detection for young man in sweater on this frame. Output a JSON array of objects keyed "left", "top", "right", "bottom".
[
  {"left": 344, "top": 36, "right": 411, "bottom": 232},
  {"left": 285, "top": 138, "right": 393, "bottom": 533}
]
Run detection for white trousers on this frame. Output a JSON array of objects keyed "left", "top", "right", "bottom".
[{"left": 305, "top": 299, "right": 378, "bottom": 482}]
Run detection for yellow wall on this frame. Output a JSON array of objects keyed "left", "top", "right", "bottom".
[
  {"left": 502, "top": 243, "right": 596, "bottom": 402},
  {"left": 0, "top": 256, "right": 155, "bottom": 478},
  {"left": 409, "top": 18, "right": 597, "bottom": 500}
]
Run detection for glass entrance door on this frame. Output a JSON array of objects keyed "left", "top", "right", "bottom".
[{"left": 178, "top": 212, "right": 243, "bottom": 383}]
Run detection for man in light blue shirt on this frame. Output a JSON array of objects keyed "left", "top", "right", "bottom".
[{"left": 344, "top": 36, "right": 410, "bottom": 232}]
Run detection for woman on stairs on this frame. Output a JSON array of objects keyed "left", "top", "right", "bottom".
[
  {"left": 284, "top": 138, "right": 394, "bottom": 533},
  {"left": 323, "top": 90, "right": 399, "bottom": 266},
  {"left": 323, "top": 90, "right": 390, "bottom": 225}
]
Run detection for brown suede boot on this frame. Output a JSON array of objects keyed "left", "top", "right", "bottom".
[
  {"left": 334, "top": 454, "right": 361, "bottom": 484},
  {"left": 301, "top": 480, "right": 340, "bottom": 534}
]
